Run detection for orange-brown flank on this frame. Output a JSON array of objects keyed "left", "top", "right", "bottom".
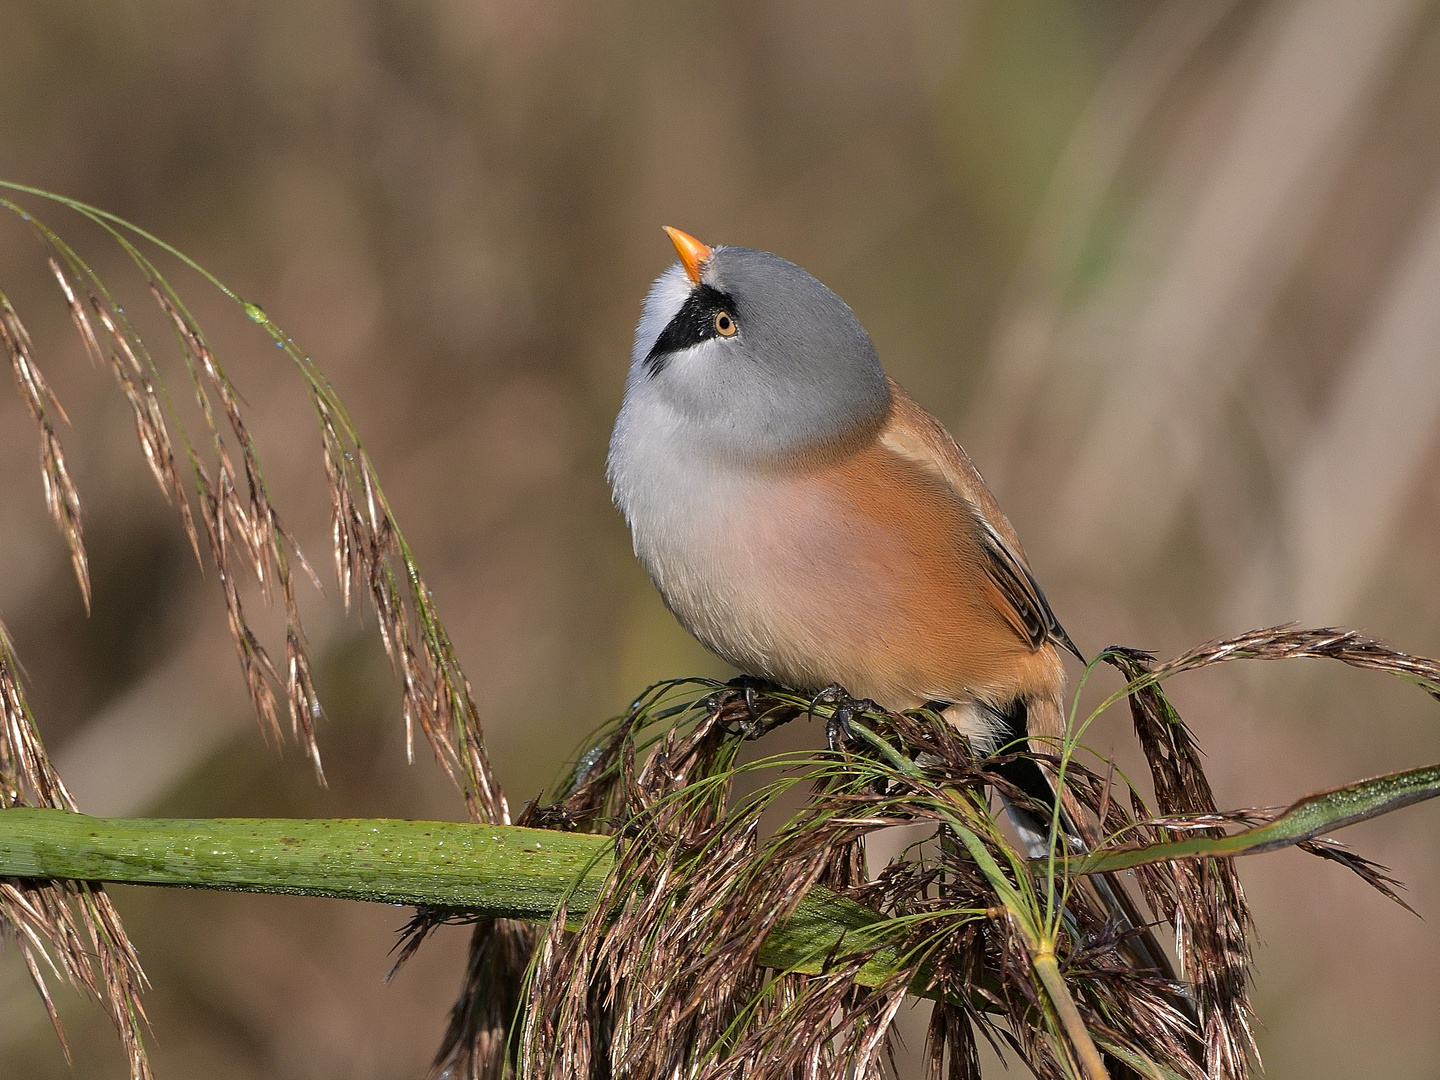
[{"left": 675, "top": 381, "right": 1065, "bottom": 734}]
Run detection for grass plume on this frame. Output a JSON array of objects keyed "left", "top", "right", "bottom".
[
  {"left": 0, "top": 619, "right": 151, "bottom": 1078},
  {"left": 487, "top": 622, "right": 1440, "bottom": 1080},
  {"left": 0, "top": 183, "right": 508, "bottom": 821},
  {"left": 0, "top": 184, "right": 513, "bottom": 1078}
]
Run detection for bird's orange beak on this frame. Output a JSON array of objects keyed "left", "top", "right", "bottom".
[{"left": 663, "top": 226, "right": 711, "bottom": 285}]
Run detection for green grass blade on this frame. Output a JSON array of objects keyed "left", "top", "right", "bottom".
[{"left": 1071, "top": 760, "right": 1440, "bottom": 875}]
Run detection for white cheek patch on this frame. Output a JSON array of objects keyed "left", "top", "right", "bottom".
[
  {"left": 632, "top": 263, "right": 693, "bottom": 369},
  {"left": 652, "top": 336, "right": 749, "bottom": 422}
]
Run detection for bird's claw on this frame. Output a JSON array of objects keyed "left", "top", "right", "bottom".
[
  {"left": 714, "top": 676, "right": 791, "bottom": 739},
  {"left": 809, "top": 684, "right": 880, "bottom": 752}
]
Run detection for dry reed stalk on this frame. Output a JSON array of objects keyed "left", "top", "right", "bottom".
[
  {"left": 501, "top": 683, "right": 1202, "bottom": 1080},
  {"left": 495, "top": 622, "right": 1440, "bottom": 1080},
  {"left": 2, "top": 195, "right": 511, "bottom": 817},
  {"left": 0, "top": 240, "right": 154, "bottom": 1074},
  {"left": 0, "top": 620, "right": 152, "bottom": 1078},
  {"left": 1, "top": 288, "right": 88, "bottom": 610},
  {"left": 518, "top": 694, "right": 907, "bottom": 1080},
  {"left": 1, "top": 190, "right": 517, "bottom": 1078},
  {"left": 1105, "top": 648, "right": 1254, "bottom": 1080},
  {"left": 1149, "top": 624, "right": 1440, "bottom": 697},
  {"left": 303, "top": 364, "right": 506, "bottom": 825},
  {"left": 0, "top": 193, "right": 515, "bottom": 821}
]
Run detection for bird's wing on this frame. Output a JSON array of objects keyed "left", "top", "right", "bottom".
[{"left": 878, "top": 379, "right": 1083, "bottom": 662}]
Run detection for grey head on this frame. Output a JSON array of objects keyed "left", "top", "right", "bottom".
[{"left": 622, "top": 239, "right": 890, "bottom": 463}]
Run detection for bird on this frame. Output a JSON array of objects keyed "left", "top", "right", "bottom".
[
  {"left": 607, "top": 227, "right": 1081, "bottom": 827},
  {"left": 606, "top": 228, "right": 1190, "bottom": 1056}
]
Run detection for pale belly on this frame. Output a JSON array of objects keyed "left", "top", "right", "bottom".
[
  {"left": 609, "top": 385, "right": 1066, "bottom": 744},
  {"left": 627, "top": 462, "right": 1004, "bottom": 711}
]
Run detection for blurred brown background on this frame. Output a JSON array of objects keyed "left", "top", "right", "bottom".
[{"left": 2, "top": 1, "right": 1440, "bottom": 1076}]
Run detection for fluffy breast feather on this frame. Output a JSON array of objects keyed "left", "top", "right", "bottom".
[{"left": 608, "top": 380, "right": 1066, "bottom": 721}]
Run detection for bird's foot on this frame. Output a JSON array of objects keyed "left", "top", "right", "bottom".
[
  {"left": 713, "top": 676, "right": 793, "bottom": 739},
  {"left": 810, "top": 686, "right": 896, "bottom": 795},
  {"left": 808, "top": 684, "right": 882, "bottom": 752}
]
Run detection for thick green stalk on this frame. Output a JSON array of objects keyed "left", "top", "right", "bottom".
[
  {"left": 0, "top": 809, "right": 907, "bottom": 985},
  {"left": 1033, "top": 948, "right": 1110, "bottom": 1080},
  {"left": 0, "top": 811, "right": 609, "bottom": 914}
]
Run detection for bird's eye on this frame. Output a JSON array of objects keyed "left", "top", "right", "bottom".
[{"left": 713, "top": 310, "right": 737, "bottom": 337}]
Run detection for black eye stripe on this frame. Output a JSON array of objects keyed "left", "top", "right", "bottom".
[{"left": 645, "top": 285, "right": 739, "bottom": 376}]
